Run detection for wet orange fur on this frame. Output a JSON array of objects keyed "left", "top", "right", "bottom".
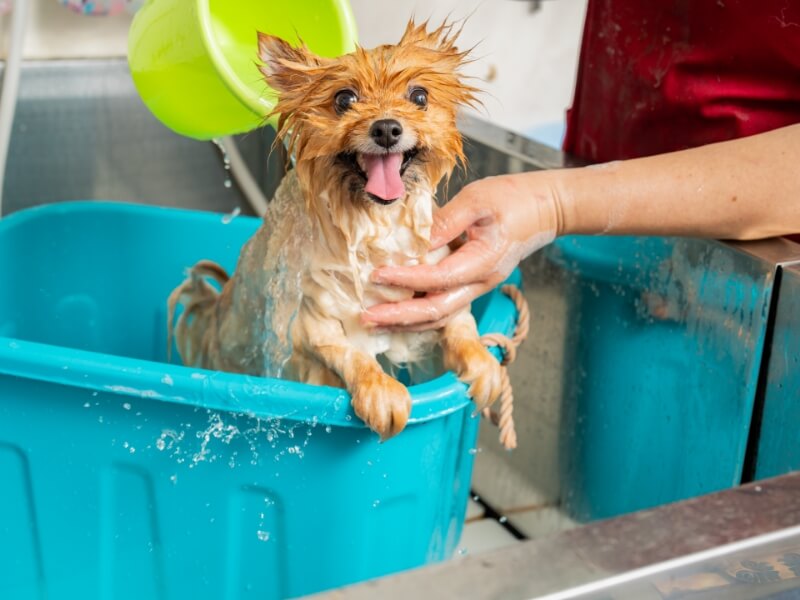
[
  {"left": 168, "top": 20, "right": 503, "bottom": 440},
  {"left": 258, "top": 21, "right": 478, "bottom": 228}
]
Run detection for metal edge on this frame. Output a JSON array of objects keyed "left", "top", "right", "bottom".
[
  {"left": 306, "top": 472, "right": 800, "bottom": 600},
  {"left": 457, "top": 113, "right": 580, "bottom": 170}
]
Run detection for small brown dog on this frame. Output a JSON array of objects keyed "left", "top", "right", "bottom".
[{"left": 168, "top": 21, "right": 504, "bottom": 440}]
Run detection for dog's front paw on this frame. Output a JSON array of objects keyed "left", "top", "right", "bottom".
[
  {"left": 446, "top": 341, "right": 504, "bottom": 412},
  {"left": 351, "top": 369, "right": 412, "bottom": 441}
]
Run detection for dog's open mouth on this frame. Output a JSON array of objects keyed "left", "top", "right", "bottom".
[{"left": 338, "top": 148, "right": 419, "bottom": 205}]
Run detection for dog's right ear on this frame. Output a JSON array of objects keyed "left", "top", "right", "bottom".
[{"left": 257, "top": 32, "right": 323, "bottom": 95}]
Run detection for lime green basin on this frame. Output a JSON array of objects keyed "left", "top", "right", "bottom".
[{"left": 128, "top": 0, "right": 358, "bottom": 140}]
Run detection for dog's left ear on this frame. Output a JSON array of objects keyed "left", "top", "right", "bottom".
[{"left": 257, "top": 32, "right": 323, "bottom": 94}]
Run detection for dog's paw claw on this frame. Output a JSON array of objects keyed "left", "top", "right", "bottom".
[{"left": 351, "top": 371, "right": 412, "bottom": 440}]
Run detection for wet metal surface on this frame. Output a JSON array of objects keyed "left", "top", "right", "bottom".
[
  {"left": 2, "top": 59, "right": 284, "bottom": 217},
  {"left": 754, "top": 263, "right": 800, "bottom": 481},
  {"left": 455, "top": 115, "right": 800, "bottom": 523},
  {"left": 311, "top": 472, "right": 800, "bottom": 600}
]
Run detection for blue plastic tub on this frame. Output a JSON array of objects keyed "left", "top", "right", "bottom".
[
  {"left": 0, "top": 201, "right": 521, "bottom": 600},
  {"left": 549, "top": 236, "right": 771, "bottom": 522}
]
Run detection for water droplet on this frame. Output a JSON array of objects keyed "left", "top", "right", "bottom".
[
  {"left": 161, "top": 374, "right": 174, "bottom": 386},
  {"left": 325, "top": 425, "right": 332, "bottom": 433},
  {"left": 755, "top": 485, "right": 763, "bottom": 492},
  {"left": 83, "top": 402, "right": 91, "bottom": 408},
  {"left": 457, "top": 548, "right": 468, "bottom": 556},
  {"left": 499, "top": 516, "right": 508, "bottom": 524},
  {"left": 372, "top": 500, "right": 381, "bottom": 508},
  {"left": 472, "top": 495, "right": 480, "bottom": 502},
  {"left": 122, "top": 402, "right": 131, "bottom": 411},
  {"left": 256, "top": 530, "right": 271, "bottom": 542},
  {"left": 221, "top": 206, "right": 241, "bottom": 224},
  {"left": 123, "top": 442, "right": 129, "bottom": 449},
  {"left": 223, "top": 178, "right": 233, "bottom": 189},
  {"left": 169, "top": 474, "right": 177, "bottom": 484},
  {"left": 98, "top": 416, "right": 104, "bottom": 423},
  {"left": 156, "top": 439, "right": 166, "bottom": 451},
  {"left": 129, "top": 446, "right": 136, "bottom": 454}
]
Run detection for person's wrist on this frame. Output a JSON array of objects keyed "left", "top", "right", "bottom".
[
  {"left": 539, "top": 170, "right": 566, "bottom": 238},
  {"left": 547, "top": 164, "right": 619, "bottom": 236}
]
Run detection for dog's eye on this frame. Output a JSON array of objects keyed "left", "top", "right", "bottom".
[
  {"left": 334, "top": 89, "right": 358, "bottom": 115},
  {"left": 409, "top": 87, "right": 428, "bottom": 109}
]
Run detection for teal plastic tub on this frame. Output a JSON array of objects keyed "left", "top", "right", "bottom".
[
  {"left": 0, "top": 201, "right": 521, "bottom": 600},
  {"left": 549, "top": 236, "right": 771, "bottom": 522}
]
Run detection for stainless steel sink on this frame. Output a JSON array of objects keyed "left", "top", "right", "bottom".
[{"left": 5, "top": 58, "right": 800, "bottom": 598}]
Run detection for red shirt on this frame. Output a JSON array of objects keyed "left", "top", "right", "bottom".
[{"left": 563, "top": 0, "right": 800, "bottom": 241}]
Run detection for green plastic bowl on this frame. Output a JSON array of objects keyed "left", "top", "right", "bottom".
[{"left": 128, "top": 0, "right": 358, "bottom": 140}]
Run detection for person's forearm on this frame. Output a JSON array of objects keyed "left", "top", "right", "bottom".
[{"left": 547, "top": 123, "right": 800, "bottom": 240}]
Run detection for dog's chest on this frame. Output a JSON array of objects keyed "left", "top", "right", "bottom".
[{"left": 306, "top": 190, "right": 447, "bottom": 362}]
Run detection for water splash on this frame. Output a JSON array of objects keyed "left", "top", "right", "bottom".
[
  {"left": 191, "top": 413, "right": 241, "bottom": 466},
  {"left": 212, "top": 138, "right": 233, "bottom": 190},
  {"left": 153, "top": 408, "right": 337, "bottom": 470},
  {"left": 222, "top": 206, "right": 241, "bottom": 224}
]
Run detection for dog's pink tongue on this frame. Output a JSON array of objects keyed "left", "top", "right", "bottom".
[{"left": 362, "top": 153, "right": 405, "bottom": 201}]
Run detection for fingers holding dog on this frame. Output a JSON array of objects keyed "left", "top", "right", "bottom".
[{"left": 363, "top": 283, "right": 490, "bottom": 329}]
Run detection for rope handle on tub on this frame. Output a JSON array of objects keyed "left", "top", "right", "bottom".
[{"left": 479, "top": 284, "right": 530, "bottom": 451}]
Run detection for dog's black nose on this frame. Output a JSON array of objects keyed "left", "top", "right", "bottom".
[{"left": 370, "top": 119, "right": 403, "bottom": 149}]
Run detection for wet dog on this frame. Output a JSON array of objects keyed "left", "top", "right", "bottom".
[{"left": 168, "top": 21, "right": 504, "bottom": 440}]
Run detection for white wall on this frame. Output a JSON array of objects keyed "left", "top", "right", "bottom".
[
  {"left": 3, "top": 1, "right": 133, "bottom": 59},
  {"left": 0, "top": 0, "right": 587, "bottom": 136},
  {"left": 349, "top": 0, "right": 587, "bottom": 136}
]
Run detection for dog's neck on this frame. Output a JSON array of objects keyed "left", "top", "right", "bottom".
[
  {"left": 298, "top": 161, "right": 435, "bottom": 256},
  {"left": 295, "top": 160, "right": 438, "bottom": 304}
]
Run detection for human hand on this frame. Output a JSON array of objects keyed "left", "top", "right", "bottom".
[{"left": 363, "top": 172, "right": 560, "bottom": 330}]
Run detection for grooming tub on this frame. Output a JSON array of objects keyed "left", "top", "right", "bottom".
[{"left": 0, "top": 201, "right": 521, "bottom": 599}]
